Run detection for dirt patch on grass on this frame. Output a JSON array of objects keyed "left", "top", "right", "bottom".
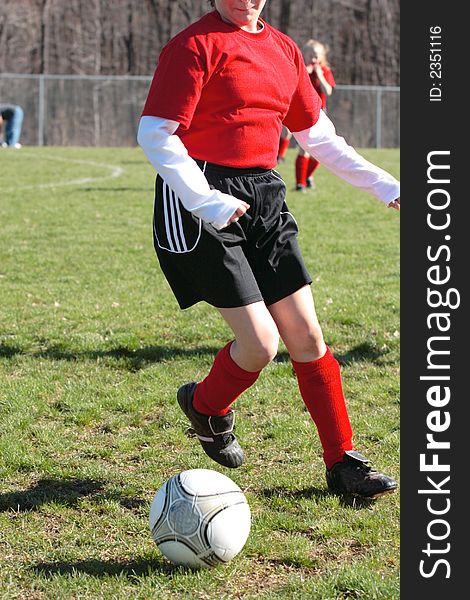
[{"left": 169, "top": 558, "right": 320, "bottom": 600}]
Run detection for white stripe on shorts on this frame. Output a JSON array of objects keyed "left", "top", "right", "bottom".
[
  {"left": 155, "top": 180, "right": 203, "bottom": 254},
  {"left": 162, "top": 183, "right": 175, "bottom": 252},
  {"left": 168, "top": 188, "right": 182, "bottom": 252},
  {"left": 173, "top": 192, "right": 188, "bottom": 252}
]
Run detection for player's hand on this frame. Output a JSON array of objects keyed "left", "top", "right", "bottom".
[
  {"left": 222, "top": 201, "right": 250, "bottom": 228},
  {"left": 388, "top": 198, "right": 400, "bottom": 211}
]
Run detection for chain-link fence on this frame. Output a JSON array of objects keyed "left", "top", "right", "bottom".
[{"left": 1, "top": 74, "right": 399, "bottom": 148}]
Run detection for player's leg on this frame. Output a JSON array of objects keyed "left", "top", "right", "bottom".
[
  {"left": 6, "top": 106, "right": 23, "bottom": 147},
  {"left": 277, "top": 127, "right": 292, "bottom": 163},
  {"left": 157, "top": 163, "right": 279, "bottom": 468},
  {"left": 267, "top": 285, "right": 352, "bottom": 465},
  {"left": 267, "top": 285, "right": 397, "bottom": 498},
  {"left": 194, "top": 301, "right": 279, "bottom": 414},
  {"left": 178, "top": 301, "right": 279, "bottom": 469},
  {"left": 295, "top": 149, "right": 310, "bottom": 191},
  {"left": 306, "top": 157, "right": 320, "bottom": 188}
]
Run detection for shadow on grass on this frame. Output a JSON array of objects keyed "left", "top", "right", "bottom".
[
  {"left": 259, "top": 485, "right": 376, "bottom": 510},
  {"left": 0, "top": 477, "right": 146, "bottom": 513},
  {"left": 0, "top": 343, "right": 23, "bottom": 358},
  {"left": 0, "top": 343, "right": 220, "bottom": 371},
  {"left": 33, "top": 556, "right": 177, "bottom": 578},
  {"left": 337, "top": 494, "right": 378, "bottom": 509},
  {"left": 335, "top": 342, "right": 392, "bottom": 366},
  {"left": 1, "top": 340, "right": 393, "bottom": 371},
  {"left": 259, "top": 485, "right": 328, "bottom": 501},
  {"left": 267, "top": 556, "right": 320, "bottom": 571},
  {"left": 272, "top": 350, "right": 291, "bottom": 364},
  {"left": 273, "top": 342, "right": 392, "bottom": 366}
]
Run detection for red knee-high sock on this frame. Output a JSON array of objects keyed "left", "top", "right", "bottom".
[
  {"left": 278, "top": 136, "right": 290, "bottom": 159},
  {"left": 292, "top": 347, "right": 353, "bottom": 469},
  {"left": 193, "top": 342, "right": 260, "bottom": 416},
  {"left": 295, "top": 155, "right": 309, "bottom": 186},
  {"left": 307, "top": 157, "right": 320, "bottom": 178}
]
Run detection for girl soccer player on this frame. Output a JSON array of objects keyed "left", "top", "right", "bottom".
[
  {"left": 138, "top": 0, "right": 400, "bottom": 498},
  {"left": 295, "top": 39, "right": 336, "bottom": 191}
]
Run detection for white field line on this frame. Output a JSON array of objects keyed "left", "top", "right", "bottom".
[{"left": 4, "top": 152, "right": 124, "bottom": 191}]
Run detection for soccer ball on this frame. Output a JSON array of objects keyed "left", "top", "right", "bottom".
[{"left": 149, "top": 468, "right": 251, "bottom": 568}]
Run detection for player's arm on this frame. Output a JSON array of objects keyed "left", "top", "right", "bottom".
[
  {"left": 137, "top": 116, "right": 249, "bottom": 229},
  {"left": 314, "top": 65, "right": 333, "bottom": 96},
  {"left": 293, "top": 111, "right": 400, "bottom": 208}
]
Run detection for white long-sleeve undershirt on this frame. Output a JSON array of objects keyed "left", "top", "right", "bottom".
[
  {"left": 137, "top": 112, "right": 400, "bottom": 230},
  {"left": 137, "top": 116, "right": 244, "bottom": 230},
  {"left": 293, "top": 110, "right": 400, "bottom": 205}
]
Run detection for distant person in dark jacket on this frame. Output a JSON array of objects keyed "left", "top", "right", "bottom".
[{"left": 0, "top": 103, "right": 24, "bottom": 148}]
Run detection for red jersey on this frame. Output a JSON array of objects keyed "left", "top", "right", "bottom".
[
  {"left": 142, "top": 11, "right": 321, "bottom": 169},
  {"left": 309, "top": 65, "right": 336, "bottom": 109}
]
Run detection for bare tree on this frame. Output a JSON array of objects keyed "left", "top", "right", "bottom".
[
  {"left": 0, "top": 0, "right": 399, "bottom": 84},
  {"left": 279, "top": 0, "right": 292, "bottom": 34},
  {"left": 0, "top": 1, "right": 399, "bottom": 147}
]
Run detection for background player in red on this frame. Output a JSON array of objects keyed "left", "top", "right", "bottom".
[
  {"left": 295, "top": 39, "right": 336, "bottom": 191},
  {"left": 138, "top": 0, "right": 400, "bottom": 499},
  {"left": 276, "top": 125, "right": 291, "bottom": 164}
]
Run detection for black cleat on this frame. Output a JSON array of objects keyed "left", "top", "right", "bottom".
[
  {"left": 295, "top": 184, "right": 306, "bottom": 193},
  {"left": 326, "top": 450, "right": 398, "bottom": 499},
  {"left": 306, "top": 176, "right": 315, "bottom": 189},
  {"left": 177, "top": 382, "right": 244, "bottom": 469}
]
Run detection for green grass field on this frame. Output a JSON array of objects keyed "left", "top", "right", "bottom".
[{"left": 0, "top": 147, "right": 400, "bottom": 599}]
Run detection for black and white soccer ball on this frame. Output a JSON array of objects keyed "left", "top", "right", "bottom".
[{"left": 149, "top": 468, "right": 251, "bottom": 568}]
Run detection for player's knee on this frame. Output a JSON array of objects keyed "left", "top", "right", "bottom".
[
  {"left": 250, "top": 332, "right": 279, "bottom": 369},
  {"left": 290, "top": 324, "right": 324, "bottom": 357},
  {"left": 263, "top": 335, "right": 280, "bottom": 365}
]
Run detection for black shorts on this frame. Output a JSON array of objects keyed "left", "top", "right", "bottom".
[{"left": 152, "top": 161, "right": 312, "bottom": 309}]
